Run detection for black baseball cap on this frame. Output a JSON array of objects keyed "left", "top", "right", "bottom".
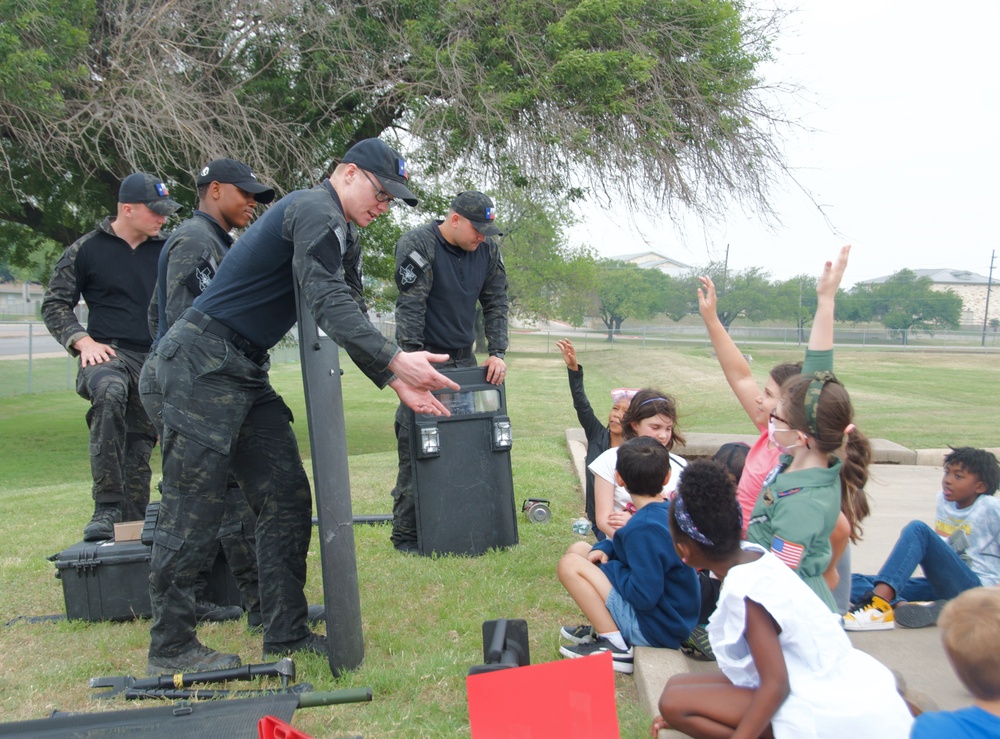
[
  {"left": 118, "top": 173, "right": 182, "bottom": 216},
  {"left": 342, "top": 138, "right": 418, "bottom": 207},
  {"left": 196, "top": 158, "right": 276, "bottom": 204},
  {"left": 451, "top": 191, "right": 502, "bottom": 237}
]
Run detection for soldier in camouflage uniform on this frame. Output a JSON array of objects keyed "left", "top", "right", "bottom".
[
  {"left": 42, "top": 173, "right": 181, "bottom": 541},
  {"left": 146, "top": 138, "right": 460, "bottom": 675},
  {"left": 390, "top": 191, "right": 510, "bottom": 553},
  {"left": 140, "top": 159, "right": 276, "bottom": 625}
]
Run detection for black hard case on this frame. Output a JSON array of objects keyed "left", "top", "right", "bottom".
[{"left": 52, "top": 540, "right": 240, "bottom": 622}]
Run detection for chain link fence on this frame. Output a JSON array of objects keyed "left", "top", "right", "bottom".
[{"left": 4, "top": 318, "right": 998, "bottom": 397}]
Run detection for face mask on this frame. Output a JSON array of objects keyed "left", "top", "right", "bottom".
[{"left": 767, "top": 415, "right": 800, "bottom": 455}]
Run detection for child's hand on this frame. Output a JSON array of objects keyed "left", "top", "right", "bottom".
[
  {"left": 697, "top": 275, "right": 718, "bottom": 321},
  {"left": 816, "top": 245, "right": 851, "bottom": 301},
  {"left": 650, "top": 714, "right": 671, "bottom": 735},
  {"left": 608, "top": 510, "right": 632, "bottom": 531},
  {"left": 587, "top": 549, "right": 609, "bottom": 564},
  {"left": 556, "top": 339, "right": 578, "bottom": 371}
]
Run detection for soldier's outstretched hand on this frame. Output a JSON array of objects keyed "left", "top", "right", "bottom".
[
  {"left": 389, "top": 350, "right": 461, "bottom": 393},
  {"left": 389, "top": 380, "right": 451, "bottom": 416}
]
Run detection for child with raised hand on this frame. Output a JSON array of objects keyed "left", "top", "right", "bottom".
[
  {"left": 557, "top": 437, "right": 699, "bottom": 674},
  {"left": 911, "top": 587, "right": 1000, "bottom": 737},
  {"left": 652, "top": 460, "right": 913, "bottom": 739},
  {"left": 698, "top": 246, "right": 855, "bottom": 609},
  {"left": 588, "top": 389, "right": 687, "bottom": 539},
  {"left": 746, "top": 367, "right": 871, "bottom": 612},
  {"left": 846, "top": 447, "right": 1000, "bottom": 631},
  {"left": 557, "top": 337, "right": 637, "bottom": 540}
]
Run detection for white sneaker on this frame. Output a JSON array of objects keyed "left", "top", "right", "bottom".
[
  {"left": 843, "top": 593, "right": 895, "bottom": 631},
  {"left": 558, "top": 637, "right": 634, "bottom": 673}
]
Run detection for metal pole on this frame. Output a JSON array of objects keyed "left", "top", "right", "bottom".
[{"left": 982, "top": 250, "right": 995, "bottom": 347}]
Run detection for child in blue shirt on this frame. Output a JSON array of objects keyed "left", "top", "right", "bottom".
[
  {"left": 846, "top": 447, "right": 1000, "bottom": 630},
  {"left": 556, "top": 436, "right": 699, "bottom": 673},
  {"left": 911, "top": 587, "right": 1000, "bottom": 738}
]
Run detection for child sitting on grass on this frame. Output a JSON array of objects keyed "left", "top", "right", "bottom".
[
  {"left": 911, "top": 586, "right": 1000, "bottom": 737},
  {"left": 556, "top": 436, "right": 699, "bottom": 674},
  {"left": 845, "top": 447, "right": 1000, "bottom": 630},
  {"left": 653, "top": 460, "right": 913, "bottom": 738}
]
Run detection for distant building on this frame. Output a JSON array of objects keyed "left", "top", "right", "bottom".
[
  {"left": 613, "top": 250, "right": 692, "bottom": 278},
  {"left": 857, "top": 269, "right": 998, "bottom": 325},
  {"left": 0, "top": 281, "right": 45, "bottom": 318}
]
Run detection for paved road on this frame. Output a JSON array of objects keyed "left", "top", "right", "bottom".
[{"left": 0, "top": 323, "right": 65, "bottom": 358}]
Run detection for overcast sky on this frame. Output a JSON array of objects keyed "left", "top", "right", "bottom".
[{"left": 570, "top": 1, "right": 1000, "bottom": 287}]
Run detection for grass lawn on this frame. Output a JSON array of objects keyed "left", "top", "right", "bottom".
[{"left": 0, "top": 343, "right": 995, "bottom": 735}]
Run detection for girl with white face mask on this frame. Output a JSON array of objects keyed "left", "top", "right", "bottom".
[{"left": 745, "top": 368, "right": 872, "bottom": 612}]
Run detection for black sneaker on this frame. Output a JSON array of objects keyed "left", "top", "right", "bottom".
[
  {"left": 680, "top": 625, "right": 715, "bottom": 661},
  {"left": 146, "top": 643, "right": 241, "bottom": 676},
  {"left": 393, "top": 540, "right": 419, "bottom": 554},
  {"left": 894, "top": 599, "right": 947, "bottom": 629},
  {"left": 83, "top": 503, "right": 122, "bottom": 542},
  {"left": 248, "top": 604, "right": 325, "bottom": 634},
  {"left": 195, "top": 599, "right": 244, "bottom": 623},
  {"left": 262, "top": 632, "right": 329, "bottom": 660},
  {"left": 559, "top": 624, "right": 595, "bottom": 645},
  {"left": 558, "top": 636, "right": 634, "bottom": 673}
]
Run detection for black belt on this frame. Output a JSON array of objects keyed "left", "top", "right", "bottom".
[
  {"left": 424, "top": 344, "right": 474, "bottom": 361},
  {"left": 108, "top": 339, "right": 151, "bottom": 353},
  {"left": 182, "top": 308, "right": 269, "bottom": 366}
]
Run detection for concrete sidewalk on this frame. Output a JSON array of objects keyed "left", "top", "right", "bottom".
[{"left": 564, "top": 431, "right": 988, "bottom": 734}]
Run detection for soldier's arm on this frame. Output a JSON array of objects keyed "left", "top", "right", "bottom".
[
  {"left": 480, "top": 240, "right": 509, "bottom": 355},
  {"left": 393, "top": 229, "right": 433, "bottom": 352},
  {"left": 342, "top": 230, "right": 368, "bottom": 313},
  {"left": 41, "top": 240, "right": 89, "bottom": 353},
  {"left": 287, "top": 193, "right": 398, "bottom": 387},
  {"left": 161, "top": 228, "right": 220, "bottom": 330}
]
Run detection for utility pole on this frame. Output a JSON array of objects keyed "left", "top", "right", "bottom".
[{"left": 982, "top": 250, "right": 996, "bottom": 348}]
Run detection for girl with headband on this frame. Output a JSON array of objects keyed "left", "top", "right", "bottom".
[
  {"left": 556, "top": 338, "right": 638, "bottom": 540},
  {"left": 588, "top": 388, "right": 687, "bottom": 538},
  {"left": 698, "top": 246, "right": 857, "bottom": 613},
  {"left": 653, "top": 460, "right": 913, "bottom": 739}
]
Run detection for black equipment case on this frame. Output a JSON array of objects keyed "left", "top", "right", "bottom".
[{"left": 51, "top": 540, "right": 240, "bottom": 622}]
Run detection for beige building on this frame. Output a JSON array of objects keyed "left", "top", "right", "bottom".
[
  {"left": 858, "top": 269, "right": 998, "bottom": 326},
  {"left": 615, "top": 250, "right": 692, "bottom": 278}
]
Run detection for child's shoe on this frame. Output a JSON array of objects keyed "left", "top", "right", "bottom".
[
  {"left": 559, "top": 624, "right": 595, "bottom": 644},
  {"left": 843, "top": 591, "right": 894, "bottom": 631},
  {"left": 894, "top": 599, "right": 946, "bottom": 629},
  {"left": 558, "top": 636, "right": 634, "bottom": 673},
  {"left": 679, "top": 625, "right": 715, "bottom": 661}
]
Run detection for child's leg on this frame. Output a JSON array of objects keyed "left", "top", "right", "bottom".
[
  {"left": 658, "top": 672, "right": 772, "bottom": 739},
  {"left": 873, "top": 520, "right": 981, "bottom": 601},
  {"left": 556, "top": 546, "right": 616, "bottom": 633}
]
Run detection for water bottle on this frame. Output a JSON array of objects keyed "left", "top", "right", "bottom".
[{"left": 571, "top": 517, "right": 590, "bottom": 536}]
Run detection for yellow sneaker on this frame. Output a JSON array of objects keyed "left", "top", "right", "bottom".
[{"left": 844, "top": 592, "right": 894, "bottom": 631}]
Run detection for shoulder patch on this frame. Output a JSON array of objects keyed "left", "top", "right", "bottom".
[
  {"left": 182, "top": 255, "right": 219, "bottom": 297},
  {"left": 770, "top": 536, "right": 805, "bottom": 569},
  {"left": 396, "top": 250, "right": 430, "bottom": 292}
]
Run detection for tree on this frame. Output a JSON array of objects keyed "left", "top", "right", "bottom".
[
  {"left": 771, "top": 275, "right": 819, "bottom": 343},
  {"left": 1, "top": 0, "right": 792, "bottom": 276},
  {"left": 700, "top": 263, "right": 776, "bottom": 329},
  {"left": 842, "top": 269, "right": 962, "bottom": 342},
  {"left": 593, "top": 260, "right": 667, "bottom": 339}
]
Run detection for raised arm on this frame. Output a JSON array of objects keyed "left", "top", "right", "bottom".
[
  {"left": 808, "top": 245, "right": 850, "bottom": 352},
  {"left": 697, "top": 275, "right": 760, "bottom": 425}
]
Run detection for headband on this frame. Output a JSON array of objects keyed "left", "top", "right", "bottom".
[
  {"left": 611, "top": 388, "right": 639, "bottom": 404},
  {"left": 672, "top": 493, "right": 713, "bottom": 546},
  {"left": 804, "top": 371, "right": 839, "bottom": 437},
  {"left": 639, "top": 396, "right": 671, "bottom": 408}
]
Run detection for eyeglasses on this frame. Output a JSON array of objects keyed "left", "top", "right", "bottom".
[
  {"left": 768, "top": 412, "right": 795, "bottom": 431},
  {"left": 360, "top": 170, "right": 395, "bottom": 208}
]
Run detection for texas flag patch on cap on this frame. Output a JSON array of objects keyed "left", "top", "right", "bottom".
[
  {"left": 155, "top": 182, "right": 170, "bottom": 196},
  {"left": 486, "top": 207, "right": 496, "bottom": 221},
  {"left": 770, "top": 536, "right": 805, "bottom": 569},
  {"left": 397, "top": 158, "right": 408, "bottom": 180}
]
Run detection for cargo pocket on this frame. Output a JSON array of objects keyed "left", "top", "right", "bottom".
[
  {"left": 148, "top": 526, "right": 185, "bottom": 592},
  {"left": 162, "top": 401, "right": 232, "bottom": 457}
]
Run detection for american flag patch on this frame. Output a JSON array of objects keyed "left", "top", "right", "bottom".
[{"left": 771, "top": 536, "right": 805, "bottom": 569}]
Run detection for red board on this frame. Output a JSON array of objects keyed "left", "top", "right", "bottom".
[{"left": 466, "top": 653, "right": 620, "bottom": 738}]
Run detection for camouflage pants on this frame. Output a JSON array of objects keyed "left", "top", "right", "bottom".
[
  {"left": 75, "top": 347, "right": 156, "bottom": 521},
  {"left": 390, "top": 354, "right": 476, "bottom": 546},
  {"left": 139, "top": 356, "right": 261, "bottom": 617},
  {"left": 148, "top": 318, "right": 311, "bottom": 657}
]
